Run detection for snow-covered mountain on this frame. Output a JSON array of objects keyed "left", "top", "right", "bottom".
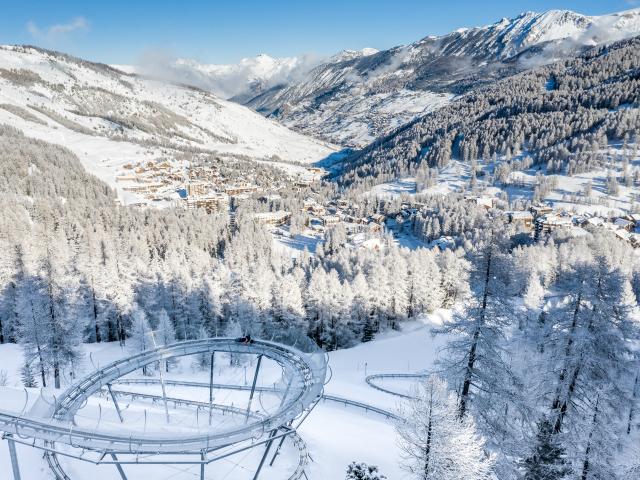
[
  {"left": 0, "top": 45, "right": 335, "bottom": 201},
  {"left": 131, "top": 49, "right": 381, "bottom": 104},
  {"left": 240, "top": 8, "right": 640, "bottom": 147},
  {"left": 132, "top": 52, "right": 324, "bottom": 101}
]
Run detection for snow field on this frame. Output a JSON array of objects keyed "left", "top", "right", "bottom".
[{"left": 0, "top": 315, "right": 446, "bottom": 479}]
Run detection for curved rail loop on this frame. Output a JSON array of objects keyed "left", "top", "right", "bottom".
[
  {"left": 365, "top": 373, "right": 428, "bottom": 399},
  {"left": 0, "top": 338, "right": 326, "bottom": 454},
  {"left": 113, "top": 378, "right": 401, "bottom": 421}
]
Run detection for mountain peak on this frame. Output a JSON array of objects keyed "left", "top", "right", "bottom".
[{"left": 331, "top": 48, "right": 379, "bottom": 63}]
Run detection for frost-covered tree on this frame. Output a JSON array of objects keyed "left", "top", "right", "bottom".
[
  {"left": 396, "top": 376, "right": 494, "bottom": 480},
  {"left": 130, "top": 306, "right": 153, "bottom": 375},
  {"left": 272, "top": 273, "right": 305, "bottom": 329},
  {"left": 522, "top": 419, "right": 571, "bottom": 480},
  {"left": 346, "top": 462, "right": 387, "bottom": 480},
  {"left": 20, "top": 359, "right": 38, "bottom": 388},
  {"left": 434, "top": 227, "right": 519, "bottom": 427},
  {"left": 156, "top": 308, "right": 176, "bottom": 346}
]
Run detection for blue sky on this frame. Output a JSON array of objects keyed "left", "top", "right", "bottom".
[{"left": 0, "top": 1, "right": 635, "bottom": 64}]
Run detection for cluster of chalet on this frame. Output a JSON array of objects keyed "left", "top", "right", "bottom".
[
  {"left": 251, "top": 197, "right": 388, "bottom": 251},
  {"left": 115, "top": 159, "right": 325, "bottom": 209},
  {"left": 505, "top": 204, "right": 640, "bottom": 246},
  {"left": 302, "top": 198, "right": 385, "bottom": 235},
  {"left": 116, "top": 160, "right": 177, "bottom": 200}
]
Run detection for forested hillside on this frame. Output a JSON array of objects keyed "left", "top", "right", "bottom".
[
  {"left": 338, "top": 36, "right": 640, "bottom": 190},
  {"left": 1, "top": 121, "right": 640, "bottom": 475},
  {"left": 0, "top": 125, "right": 470, "bottom": 381}
]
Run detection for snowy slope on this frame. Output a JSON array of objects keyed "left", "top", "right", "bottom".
[
  {"left": 240, "top": 8, "right": 640, "bottom": 147},
  {"left": 0, "top": 45, "right": 335, "bottom": 201},
  {"left": 0, "top": 315, "right": 448, "bottom": 480}
]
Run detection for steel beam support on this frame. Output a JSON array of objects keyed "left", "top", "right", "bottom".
[
  {"left": 269, "top": 433, "right": 288, "bottom": 466},
  {"left": 106, "top": 384, "right": 124, "bottom": 423},
  {"left": 7, "top": 435, "right": 21, "bottom": 480},
  {"left": 245, "top": 354, "right": 263, "bottom": 423},
  {"left": 252, "top": 429, "right": 278, "bottom": 480},
  {"left": 110, "top": 453, "right": 128, "bottom": 480},
  {"left": 158, "top": 361, "right": 170, "bottom": 424}
]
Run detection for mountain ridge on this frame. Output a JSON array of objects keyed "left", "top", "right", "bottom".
[{"left": 238, "top": 7, "right": 640, "bottom": 147}]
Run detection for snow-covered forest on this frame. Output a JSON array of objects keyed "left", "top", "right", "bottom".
[
  {"left": 2, "top": 6, "right": 640, "bottom": 479},
  {"left": 339, "top": 37, "right": 640, "bottom": 191},
  {"left": 1, "top": 119, "right": 640, "bottom": 476}
]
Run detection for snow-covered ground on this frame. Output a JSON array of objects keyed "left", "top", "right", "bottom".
[
  {"left": 0, "top": 45, "right": 336, "bottom": 204},
  {"left": 0, "top": 314, "right": 448, "bottom": 479},
  {"left": 367, "top": 140, "right": 640, "bottom": 217}
]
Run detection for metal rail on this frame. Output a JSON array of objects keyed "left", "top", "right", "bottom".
[
  {"left": 97, "top": 387, "right": 264, "bottom": 419},
  {"left": 365, "top": 373, "right": 428, "bottom": 399},
  {"left": 0, "top": 338, "right": 327, "bottom": 455},
  {"left": 2, "top": 340, "right": 423, "bottom": 480},
  {"left": 320, "top": 395, "right": 401, "bottom": 421},
  {"left": 112, "top": 378, "right": 401, "bottom": 421}
]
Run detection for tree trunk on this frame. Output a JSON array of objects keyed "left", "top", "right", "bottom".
[
  {"left": 627, "top": 370, "right": 639, "bottom": 435},
  {"left": 117, "top": 313, "right": 126, "bottom": 346},
  {"left": 550, "top": 291, "right": 582, "bottom": 432},
  {"left": 460, "top": 245, "right": 492, "bottom": 418},
  {"left": 37, "top": 344, "right": 46, "bottom": 388},
  {"left": 29, "top": 297, "right": 46, "bottom": 387},
  {"left": 424, "top": 395, "right": 433, "bottom": 479},
  {"left": 554, "top": 363, "right": 580, "bottom": 433},
  {"left": 92, "top": 282, "right": 101, "bottom": 343},
  {"left": 54, "top": 361, "right": 60, "bottom": 389},
  {"left": 581, "top": 398, "right": 599, "bottom": 480}
]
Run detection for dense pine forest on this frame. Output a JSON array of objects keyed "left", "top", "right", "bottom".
[{"left": 338, "top": 37, "right": 640, "bottom": 190}]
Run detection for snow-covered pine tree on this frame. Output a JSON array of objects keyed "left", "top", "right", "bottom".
[
  {"left": 522, "top": 418, "right": 571, "bottom": 480},
  {"left": 409, "top": 249, "right": 443, "bottom": 316},
  {"left": 39, "top": 229, "right": 83, "bottom": 388},
  {"left": 13, "top": 244, "right": 49, "bottom": 387},
  {"left": 130, "top": 305, "right": 153, "bottom": 375},
  {"left": 349, "top": 272, "right": 370, "bottom": 341},
  {"left": 20, "top": 358, "right": 38, "bottom": 388},
  {"left": 156, "top": 308, "right": 176, "bottom": 346},
  {"left": 396, "top": 375, "right": 494, "bottom": 480},
  {"left": 345, "top": 462, "right": 387, "bottom": 480},
  {"left": 386, "top": 248, "right": 409, "bottom": 328},
  {"left": 156, "top": 308, "right": 177, "bottom": 372},
  {"left": 437, "top": 249, "right": 470, "bottom": 308},
  {"left": 272, "top": 273, "right": 305, "bottom": 330},
  {"left": 434, "top": 226, "right": 518, "bottom": 422}
]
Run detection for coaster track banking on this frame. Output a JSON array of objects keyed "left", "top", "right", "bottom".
[{"left": 0, "top": 338, "right": 326, "bottom": 455}]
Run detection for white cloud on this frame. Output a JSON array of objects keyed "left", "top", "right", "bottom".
[
  {"left": 136, "top": 49, "right": 324, "bottom": 100},
  {"left": 26, "top": 17, "right": 89, "bottom": 42}
]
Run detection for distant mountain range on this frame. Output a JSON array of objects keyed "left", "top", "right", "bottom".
[{"left": 140, "top": 8, "right": 640, "bottom": 148}]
